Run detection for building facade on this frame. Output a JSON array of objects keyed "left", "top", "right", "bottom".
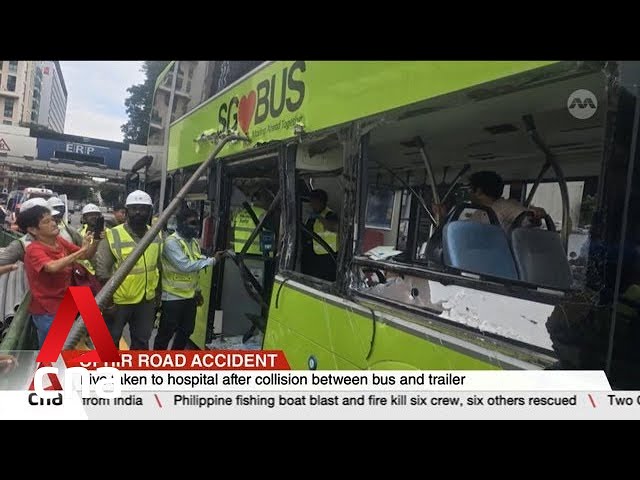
[{"left": 0, "top": 61, "right": 67, "bottom": 133}]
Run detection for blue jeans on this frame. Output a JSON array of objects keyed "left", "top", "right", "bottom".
[{"left": 31, "top": 314, "right": 55, "bottom": 348}]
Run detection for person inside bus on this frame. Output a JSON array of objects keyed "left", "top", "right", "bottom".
[
  {"left": 0, "top": 198, "right": 61, "bottom": 267},
  {"left": 301, "top": 189, "right": 339, "bottom": 282},
  {"left": 19, "top": 204, "right": 97, "bottom": 347},
  {"left": 466, "top": 171, "right": 546, "bottom": 231},
  {"left": 230, "top": 189, "right": 271, "bottom": 255},
  {"left": 155, "top": 207, "right": 223, "bottom": 350},
  {"left": 47, "top": 197, "right": 83, "bottom": 246}
]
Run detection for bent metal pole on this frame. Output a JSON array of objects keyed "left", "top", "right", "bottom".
[{"left": 63, "top": 132, "right": 249, "bottom": 349}]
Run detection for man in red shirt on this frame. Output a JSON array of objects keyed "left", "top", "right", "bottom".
[{"left": 18, "top": 204, "right": 98, "bottom": 347}]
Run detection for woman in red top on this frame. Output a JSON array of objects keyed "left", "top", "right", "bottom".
[{"left": 18, "top": 205, "right": 98, "bottom": 347}]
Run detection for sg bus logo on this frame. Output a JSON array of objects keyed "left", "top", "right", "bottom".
[
  {"left": 567, "top": 89, "right": 598, "bottom": 120},
  {"left": 218, "top": 61, "right": 306, "bottom": 135}
]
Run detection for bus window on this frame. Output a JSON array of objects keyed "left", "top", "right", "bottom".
[
  {"left": 353, "top": 64, "right": 608, "bottom": 354},
  {"left": 525, "top": 179, "right": 598, "bottom": 289},
  {"left": 291, "top": 135, "right": 343, "bottom": 284}
]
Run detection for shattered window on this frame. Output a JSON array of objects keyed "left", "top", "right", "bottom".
[{"left": 353, "top": 63, "right": 607, "bottom": 354}]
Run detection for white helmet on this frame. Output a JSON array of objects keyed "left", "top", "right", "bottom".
[
  {"left": 20, "top": 197, "right": 59, "bottom": 216},
  {"left": 125, "top": 190, "right": 153, "bottom": 207},
  {"left": 82, "top": 203, "right": 101, "bottom": 215},
  {"left": 47, "top": 197, "right": 65, "bottom": 208}
]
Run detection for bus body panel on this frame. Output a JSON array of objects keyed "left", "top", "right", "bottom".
[
  {"left": 168, "top": 61, "right": 556, "bottom": 170},
  {"left": 265, "top": 279, "right": 503, "bottom": 371}
]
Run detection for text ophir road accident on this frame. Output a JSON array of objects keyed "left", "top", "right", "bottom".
[{"left": 74, "top": 351, "right": 284, "bottom": 370}]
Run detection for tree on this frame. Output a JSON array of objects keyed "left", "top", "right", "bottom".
[
  {"left": 121, "top": 61, "right": 170, "bottom": 145},
  {"left": 99, "top": 185, "right": 124, "bottom": 207}
]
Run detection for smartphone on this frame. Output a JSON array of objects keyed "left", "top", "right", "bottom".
[{"left": 93, "top": 216, "right": 105, "bottom": 237}]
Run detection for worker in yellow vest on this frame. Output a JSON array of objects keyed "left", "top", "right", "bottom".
[
  {"left": 95, "top": 190, "right": 162, "bottom": 350},
  {"left": 155, "top": 207, "right": 223, "bottom": 350},
  {"left": 301, "top": 189, "right": 339, "bottom": 281},
  {"left": 230, "top": 191, "right": 268, "bottom": 255}
]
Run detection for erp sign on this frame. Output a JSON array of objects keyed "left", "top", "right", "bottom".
[{"left": 36, "top": 138, "right": 122, "bottom": 169}]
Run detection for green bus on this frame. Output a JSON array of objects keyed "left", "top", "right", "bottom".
[{"left": 146, "top": 61, "right": 640, "bottom": 389}]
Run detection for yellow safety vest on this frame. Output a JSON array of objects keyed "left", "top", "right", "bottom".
[
  {"left": 313, "top": 208, "right": 338, "bottom": 255},
  {"left": 106, "top": 224, "right": 162, "bottom": 305},
  {"left": 77, "top": 224, "right": 96, "bottom": 274},
  {"left": 161, "top": 232, "right": 202, "bottom": 299},
  {"left": 58, "top": 221, "right": 73, "bottom": 244},
  {"left": 233, "top": 206, "right": 264, "bottom": 255}
]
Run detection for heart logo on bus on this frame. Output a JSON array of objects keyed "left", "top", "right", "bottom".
[{"left": 238, "top": 91, "right": 257, "bottom": 134}]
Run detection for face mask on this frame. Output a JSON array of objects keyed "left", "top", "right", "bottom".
[
  {"left": 128, "top": 213, "right": 148, "bottom": 228},
  {"left": 179, "top": 225, "right": 200, "bottom": 239}
]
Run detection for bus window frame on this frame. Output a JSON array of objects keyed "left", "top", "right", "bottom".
[{"left": 352, "top": 117, "right": 591, "bottom": 307}]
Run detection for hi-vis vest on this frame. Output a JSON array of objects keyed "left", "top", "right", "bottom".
[
  {"left": 161, "top": 232, "right": 201, "bottom": 299},
  {"left": 233, "top": 206, "right": 265, "bottom": 255},
  {"left": 313, "top": 208, "right": 338, "bottom": 255},
  {"left": 78, "top": 224, "right": 96, "bottom": 275},
  {"left": 106, "top": 224, "right": 162, "bottom": 305},
  {"left": 58, "top": 221, "right": 73, "bottom": 244}
]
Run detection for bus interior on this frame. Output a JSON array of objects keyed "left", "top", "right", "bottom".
[{"left": 349, "top": 65, "right": 607, "bottom": 356}]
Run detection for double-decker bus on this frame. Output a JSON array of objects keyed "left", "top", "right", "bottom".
[{"left": 146, "top": 61, "right": 640, "bottom": 389}]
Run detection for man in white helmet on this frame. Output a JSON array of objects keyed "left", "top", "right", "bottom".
[
  {"left": 77, "top": 203, "right": 104, "bottom": 275},
  {"left": 80, "top": 203, "right": 103, "bottom": 236},
  {"left": 0, "top": 198, "right": 60, "bottom": 267},
  {"left": 95, "top": 190, "right": 162, "bottom": 349},
  {"left": 47, "top": 197, "right": 82, "bottom": 246}
]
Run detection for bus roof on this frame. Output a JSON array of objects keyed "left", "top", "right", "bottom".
[{"left": 167, "top": 61, "right": 573, "bottom": 171}]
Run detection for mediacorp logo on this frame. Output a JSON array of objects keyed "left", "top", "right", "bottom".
[
  {"left": 218, "top": 61, "right": 306, "bottom": 135},
  {"left": 567, "top": 89, "right": 598, "bottom": 120},
  {"left": 30, "top": 287, "right": 122, "bottom": 399}
]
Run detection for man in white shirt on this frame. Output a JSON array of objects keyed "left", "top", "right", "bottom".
[{"left": 467, "top": 171, "right": 545, "bottom": 231}]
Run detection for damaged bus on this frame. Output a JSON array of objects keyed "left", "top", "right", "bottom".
[{"left": 148, "top": 61, "right": 640, "bottom": 389}]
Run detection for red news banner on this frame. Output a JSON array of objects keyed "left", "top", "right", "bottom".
[{"left": 60, "top": 351, "right": 291, "bottom": 370}]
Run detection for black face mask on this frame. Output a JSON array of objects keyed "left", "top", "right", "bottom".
[
  {"left": 179, "top": 225, "right": 200, "bottom": 239},
  {"left": 128, "top": 213, "right": 149, "bottom": 228}
]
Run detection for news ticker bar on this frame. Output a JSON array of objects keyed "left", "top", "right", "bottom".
[
  {"left": 5, "top": 391, "right": 640, "bottom": 420},
  {"left": 32, "top": 370, "right": 613, "bottom": 392}
]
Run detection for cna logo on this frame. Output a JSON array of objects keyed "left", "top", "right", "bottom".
[
  {"left": 218, "top": 61, "right": 306, "bottom": 134},
  {"left": 29, "top": 286, "right": 121, "bottom": 400},
  {"left": 567, "top": 89, "right": 598, "bottom": 120}
]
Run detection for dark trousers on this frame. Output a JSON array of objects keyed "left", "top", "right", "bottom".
[
  {"left": 108, "top": 299, "right": 156, "bottom": 350},
  {"left": 301, "top": 250, "right": 337, "bottom": 282},
  {"left": 154, "top": 298, "right": 197, "bottom": 350}
]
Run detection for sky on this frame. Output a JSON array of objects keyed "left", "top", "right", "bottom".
[{"left": 59, "top": 61, "right": 146, "bottom": 143}]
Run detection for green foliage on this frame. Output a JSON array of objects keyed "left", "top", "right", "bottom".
[{"left": 121, "top": 61, "right": 170, "bottom": 145}]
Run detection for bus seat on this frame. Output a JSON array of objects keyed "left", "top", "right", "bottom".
[
  {"left": 511, "top": 228, "right": 572, "bottom": 289},
  {"left": 362, "top": 229, "right": 385, "bottom": 252},
  {"left": 442, "top": 221, "right": 519, "bottom": 280}
]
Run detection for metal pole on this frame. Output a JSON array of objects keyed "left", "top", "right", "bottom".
[
  {"left": 606, "top": 84, "right": 640, "bottom": 376},
  {"left": 524, "top": 161, "right": 551, "bottom": 207},
  {"left": 441, "top": 164, "right": 470, "bottom": 205},
  {"left": 239, "top": 191, "right": 281, "bottom": 256},
  {"left": 158, "top": 61, "right": 180, "bottom": 215},
  {"left": 414, "top": 136, "right": 441, "bottom": 205},
  {"left": 63, "top": 133, "right": 249, "bottom": 349},
  {"left": 522, "top": 115, "right": 571, "bottom": 251}
]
